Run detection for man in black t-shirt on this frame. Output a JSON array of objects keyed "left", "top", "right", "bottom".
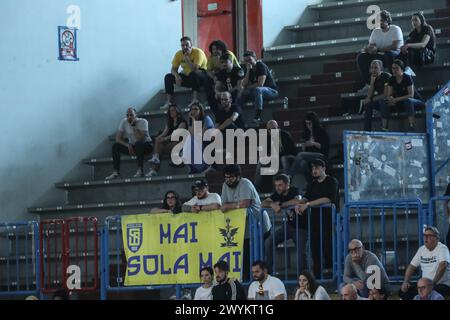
[
  {"left": 216, "top": 54, "right": 245, "bottom": 102},
  {"left": 262, "top": 174, "right": 305, "bottom": 273},
  {"left": 211, "top": 260, "right": 246, "bottom": 300},
  {"left": 294, "top": 159, "right": 339, "bottom": 278},
  {"left": 379, "top": 59, "right": 424, "bottom": 131},
  {"left": 215, "top": 91, "right": 245, "bottom": 131},
  {"left": 363, "top": 60, "right": 391, "bottom": 131},
  {"left": 445, "top": 182, "right": 450, "bottom": 246},
  {"left": 237, "top": 51, "right": 279, "bottom": 126}
]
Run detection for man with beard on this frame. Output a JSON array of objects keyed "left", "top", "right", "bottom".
[
  {"left": 357, "top": 10, "right": 403, "bottom": 93},
  {"left": 262, "top": 174, "right": 305, "bottom": 274},
  {"left": 294, "top": 159, "right": 339, "bottom": 278},
  {"left": 247, "top": 261, "right": 286, "bottom": 300},
  {"left": 221, "top": 164, "right": 272, "bottom": 281},
  {"left": 182, "top": 179, "right": 221, "bottom": 213},
  {"left": 211, "top": 260, "right": 246, "bottom": 300}
]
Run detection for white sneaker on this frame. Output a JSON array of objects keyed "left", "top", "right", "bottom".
[
  {"left": 148, "top": 155, "right": 160, "bottom": 165},
  {"left": 404, "top": 66, "right": 416, "bottom": 77},
  {"left": 133, "top": 169, "right": 144, "bottom": 178},
  {"left": 357, "top": 84, "right": 369, "bottom": 95},
  {"left": 105, "top": 172, "right": 120, "bottom": 180},
  {"left": 146, "top": 169, "right": 158, "bottom": 177}
]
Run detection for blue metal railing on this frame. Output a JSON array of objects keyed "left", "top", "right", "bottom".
[
  {"left": 427, "top": 196, "right": 450, "bottom": 245},
  {"left": 262, "top": 204, "right": 340, "bottom": 287},
  {"left": 343, "top": 199, "right": 424, "bottom": 282},
  {"left": 0, "top": 221, "right": 41, "bottom": 298}
]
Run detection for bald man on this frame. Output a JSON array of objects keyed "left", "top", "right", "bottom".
[
  {"left": 342, "top": 239, "right": 390, "bottom": 298},
  {"left": 254, "top": 120, "right": 297, "bottom": 192},
  {"left": 414, "top": 278, "right": 444, "bottom": 300},
  {"left": 341, "top": 284, "right": 367, "bottom": 300}
]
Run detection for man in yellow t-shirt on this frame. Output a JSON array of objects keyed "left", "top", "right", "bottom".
[{"left": 163, "top": 36, "right": 208, "bottom": 109}]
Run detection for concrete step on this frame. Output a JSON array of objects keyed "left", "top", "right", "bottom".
[
  {"left": 55, "top": 173, "right": 205, "bottom": 205},
  {"left": 309, "top": 0, "right": 446, "bottom": 21},
  {"left": 263, "top": 33, "right": 450, "bottom": 60},
  {"left": 285, "top": 10, "right": 450, "bottom": 44}
]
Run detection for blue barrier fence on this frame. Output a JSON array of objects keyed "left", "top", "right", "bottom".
[
  {"left": 0, "top": 221, "right": 41, "bottom": 298},
  {"left": 428, "top": 196, "right": 450, "bottom": 246},
  {"left": 343, "top": 199, "right": 424, "bottom": 282},
  {"left": 262, "top": 204, "right": 341, "bottom": 287}
]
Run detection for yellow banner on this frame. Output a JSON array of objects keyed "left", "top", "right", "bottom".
[{"left": 121, "top": 210, "right": 246, "bottom": 286}]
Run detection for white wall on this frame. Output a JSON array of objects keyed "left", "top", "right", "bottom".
[
  {"left": 0, "top": 0, "right": 182, "bottom": 222},
  {"left": 262, "top": 0, "right": 320, "bottom": 47}
]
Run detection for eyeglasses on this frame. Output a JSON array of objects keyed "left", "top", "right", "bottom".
[
  {"left": 349, "top": 246, "right": 362, "bottom": 253},
  {"left": 258, "top": 284, "right": 264, "bottom": 296}
]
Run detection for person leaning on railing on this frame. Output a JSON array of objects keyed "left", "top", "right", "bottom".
[
  {"left": 293, "top": 158, "right": 339, "bottom": 278},
  {"left": 445, "top": 182, "right": 450, "bottom": 247}
]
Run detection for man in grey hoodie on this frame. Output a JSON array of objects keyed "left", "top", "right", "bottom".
[{"left": 341, "top": 239, "right": 390, "bottom": 298}]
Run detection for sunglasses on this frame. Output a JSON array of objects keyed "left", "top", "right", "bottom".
[{"left": 349, "top": 246, "right": 362, "bottom": 253}]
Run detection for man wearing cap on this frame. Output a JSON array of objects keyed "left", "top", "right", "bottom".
[
  {"left": 294, "top": 158, "right": 339, "bottom": 278},
  {"left": 182, "top": 179, "right": 222, "bottom": 213},
  {"left": 399, "top": 226, "right": 450, "bottom": 299}
]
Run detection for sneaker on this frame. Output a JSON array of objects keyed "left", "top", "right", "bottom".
[
  {"left": 408, "top": 125, "right": 416, "bottom": 132},
  {"left": 133, "top": 169, "right": 144, "bottom": 178},
  {"left": 404, "top": 66, "right": 416, "bottom": 77},
  {"left": 146, "top": 169, "right": 158, "bottom": 177},
  {"left": 357, "top": 84, "right": 370, "bottom": 95},
  {"left": 381, "top": 127, "right": 389, "bottom": 132},
  {"left": 160, "top": 102, "right": 171, "bottom": 110},
  {"left": 148, "top": 155, "right": 160, "bottom": 165},
  {"left": 105, "top": 171, "right": 120, "bottom": 180}
]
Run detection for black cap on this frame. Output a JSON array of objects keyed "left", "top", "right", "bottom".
[
  {"left": 193, "top": 179, "right": 208, "bottom": 189},
  {"left": 311, "top": 158, "right": 326, "bottom": 168}
]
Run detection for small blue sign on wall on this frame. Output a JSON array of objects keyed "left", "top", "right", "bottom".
[{"left": 58, "top": 26, "right": 79, "bottom": 61}]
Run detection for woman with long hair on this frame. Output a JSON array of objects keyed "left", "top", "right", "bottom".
[
  {"left": 151, "top": 190, "right": 182, "bottom": 214},
  {"left": 147, "top": 104, "right": 187, "bottom": 176},
  {"left": 182, "top": 102, "right": 214, "bottom": 174},
  {"left": 399, "top": 11, "right": 436, "bottom": 68},
  {"left": 194, "top": 267, "right": 214, "bottom": 300},
  {"left": 294, "top": 271, "right": 330, "bottom": 300}
]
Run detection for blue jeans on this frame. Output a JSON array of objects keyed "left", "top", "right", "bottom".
[
  {"left": 238, "top": 87, "right": 279, "bottom": 111},
  {"left": 379, "top": 98, "right": 423, "bottom": 118},
  {"left": 357, "top": 50, "right": 400, "bottom": 84}
]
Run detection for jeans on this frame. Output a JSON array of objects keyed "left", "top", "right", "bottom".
[
  {"left": 238, "top": 87, "right": 279, "bottom": 111},
  {"left": 112, "top": 141, "right": 153, "bottom": 172},
  {"left": 399, "top": 47, "right": 435, "bottom": 68},
  {"left": 378, "top": 98, "right": 423, "bottom": 119},
  {"left": 357, "top": 50, "right": 400, "bottom": 84}
]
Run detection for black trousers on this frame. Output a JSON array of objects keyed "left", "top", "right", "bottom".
[
  {"left": 310, "top": 211, "right": 333, "bottom": 279},
  {"left": 164, "top": 70, "right": 211, "bottom": 95},
  {"left": 399, "top": 47, "right": 435, "bottom": 68},
  {"left": 112, "top": 141, "right": 153, "bottom": 172}
]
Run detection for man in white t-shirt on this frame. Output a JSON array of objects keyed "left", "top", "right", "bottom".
[
  {"left": 399, "top": 226, "right": 450, "bottom": 300},
  {"left": 357, "top": 10, "right": 403, "bottom": 89},
  {"left": 182, "top": 179, "right": 222, "bottom": 213},
  {"left": 247, "top": 261, "right": 286, "bottom": 300},
  {"left": 105, "top": 107, "right": 153, "bottom": 180}
]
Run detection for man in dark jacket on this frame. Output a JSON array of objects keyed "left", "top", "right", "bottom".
[{"left": 212, "top": 260, "right": 246, "bottom": 300}]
